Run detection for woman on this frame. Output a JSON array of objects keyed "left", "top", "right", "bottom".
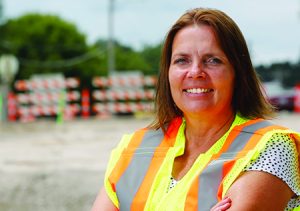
[{"left": 92, "top": 8, "right": 300, "bottom": 210}]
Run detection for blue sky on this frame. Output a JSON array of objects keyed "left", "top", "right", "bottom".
[{"left": 2, "top": 0, "right": 300, "bottom": 65}]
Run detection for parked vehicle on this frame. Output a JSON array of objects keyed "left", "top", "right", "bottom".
[
  {"left": 267, "top": 91, "right": 295, "bottom": 111},
  {"left": 263, "top": 81, "right": 295, "bottom": 111}
]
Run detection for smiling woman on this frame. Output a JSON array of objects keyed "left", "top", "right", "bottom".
[
  {"left": 92, "top": 8, "right": 300, "bottom": 211},
  {"left": 168, "top": 24, "right": 235, "bottom": 118}
]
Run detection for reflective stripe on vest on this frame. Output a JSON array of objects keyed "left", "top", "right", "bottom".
[
  {"left": 184, "top": 119, "right": 288, "bottom": 210},
  {"left": 109, "top": 118, "right": 288, "bottom": 211},
  {"left": 108, "top": 117, "right": 182, "bottom": 211}
]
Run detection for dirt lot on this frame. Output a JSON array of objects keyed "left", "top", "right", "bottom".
[{"left": 0, "top": 112, "right": 299, "bottom": 211}]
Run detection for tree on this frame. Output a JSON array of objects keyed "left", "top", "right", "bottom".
[
  {"left": 282, "top": 63, "right": 300, "bottom": 88},
  {"left": 93, "top": 39, "right": 151, "bottom": 75},
  {"left": 255, "top": 65, "right": 274, "bottom": 82},
  {"left": 0, "top": 13, "right": 102, "bottom": 84},
  {"left": 255, "top": 61, "right": 300, "bottom": 88},
  {"left": 140, "top": 43, "right": 162, "bottom": 75}
]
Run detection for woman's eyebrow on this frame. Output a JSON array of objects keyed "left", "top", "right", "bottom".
[{"left": 171, "top": 53, "right": 189, "bottom": 59}]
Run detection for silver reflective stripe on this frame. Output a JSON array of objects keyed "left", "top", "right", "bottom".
[
  {"left": 116, "top": 129, "right": 164, "bottom": 211},
  {"left": 197, "top": 120, "right": 273, "bottom": 210}
]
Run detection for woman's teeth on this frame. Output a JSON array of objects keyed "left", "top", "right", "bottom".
[{"left": 185, "top": 88, "right": 212, "bottom": 93}]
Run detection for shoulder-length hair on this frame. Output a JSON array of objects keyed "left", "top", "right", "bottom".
[{"left": 150, "top": 8, "right": 274, "bottom": 131}]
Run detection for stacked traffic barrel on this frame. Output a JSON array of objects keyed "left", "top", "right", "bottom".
[
  {"left": 14, "top": 74, "right": 81, "bottom": 122},
  {"left": 92, "top": 72, "right": 156, "bottom": 116}
]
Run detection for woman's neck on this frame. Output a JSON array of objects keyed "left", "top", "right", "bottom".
[{"left": 184, "top": 111, "right": 235, "bottom": 148}]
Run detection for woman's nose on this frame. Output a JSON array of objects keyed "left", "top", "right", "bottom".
[{"left": 187, "top": 63, "right": 206, "bottom": 78}]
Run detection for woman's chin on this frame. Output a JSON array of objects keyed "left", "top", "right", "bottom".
[{"left": 182, "top": 106, "right": 213, "bottom": 116}]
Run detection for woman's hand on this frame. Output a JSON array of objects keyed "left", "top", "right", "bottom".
[{"left": 210, "top": 197, "right": 231, "bottom": 211}]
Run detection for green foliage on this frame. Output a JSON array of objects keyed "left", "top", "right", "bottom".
[
  {"left": 281, "top": 63, "right": 300, "bottom": 88},
  {"left": 0, "top": 13, "right": 162, "bottom": 85},
  {"left": 255, "top": 65, "right": 274, "bottom": 82},
  {"left": 0, "top": 13, "right": 91, "bottom": 81},
  {"left": 255, "top": 61, "right": 300, "bottom": 88},
  {"left": 140, "top": 43, "right": 162, "bottom": 75},
  {"left": 91, "top": 40, "right": 108, "bottom": 75},
  {"left": 115, "top": 45, "right": 150, "bottom": 72},
  {"left": 93, "top": 39, "right": 156, "bottom": 75}
]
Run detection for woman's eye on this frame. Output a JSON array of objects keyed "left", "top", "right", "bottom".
[
  {"left": 174, "top": 58, "right": 188, "bottom": 65},
  {"left": 205, "top": 57, "right": 222, "bottom": 65}
]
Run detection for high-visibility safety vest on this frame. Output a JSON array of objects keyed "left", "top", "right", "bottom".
[{"left": 104, "top": 115, "right": 300, "bottom": 211}]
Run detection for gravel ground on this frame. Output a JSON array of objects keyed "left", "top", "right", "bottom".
[
  {"left": 0, "top": 116, "right": 152, "bottom": 211},
  {"left": 0, "top": 112, "right": 299, "bottom": 211}
]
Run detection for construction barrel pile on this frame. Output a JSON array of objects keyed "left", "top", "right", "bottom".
[
  {"left": 7, "top": 72, "right": 157, "bottom": 122},
  {"left": 3, "top": 73, "right": 300, "bottom": 123}
]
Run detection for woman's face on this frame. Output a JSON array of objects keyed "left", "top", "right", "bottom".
[{"left": 168, "top": 24, "right": 235, "bottom": 118}]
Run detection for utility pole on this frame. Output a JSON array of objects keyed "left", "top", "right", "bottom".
[
  {"left": 0, "top": 0, "right": 3, "bottom": 25},
  {"left": 108, "top": 0, "right": 115, "bottom": 75}
]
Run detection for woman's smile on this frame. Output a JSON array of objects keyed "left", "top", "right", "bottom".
[{"left": 184, "top": 88, "right": 213, "bottom": 94}]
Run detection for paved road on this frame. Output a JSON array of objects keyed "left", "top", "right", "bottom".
[{"left": 0, "top": 113, "right": 299, "bottom": 211}]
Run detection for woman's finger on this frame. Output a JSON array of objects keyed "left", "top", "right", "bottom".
[{"left": 210, "top": 197, "right": 231, "bottom": 211}]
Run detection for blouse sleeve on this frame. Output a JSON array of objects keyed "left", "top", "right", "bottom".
[{"left": 244, "top": 133, "right": 300, "bottom": 210}]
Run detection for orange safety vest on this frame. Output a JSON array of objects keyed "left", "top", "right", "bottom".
[{"left": 107, "top": 117, "right": 296, "bottom": 210}]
